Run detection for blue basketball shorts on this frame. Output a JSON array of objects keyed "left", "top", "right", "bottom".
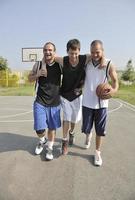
[
  {"left": 33, "top": 101, "right": 61, "bottom": 131},
  {"left": 82, "top": 106, "right": 107, "bottom": 136}
]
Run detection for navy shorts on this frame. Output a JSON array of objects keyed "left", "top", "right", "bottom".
[
  {"left": 33, "top": 101, "right": 61, "bottom": 131},
  {"left": 82, "top": 106, "right": 107, "bottom": 136}
]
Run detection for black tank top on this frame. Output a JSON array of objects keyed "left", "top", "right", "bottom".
[
  {"left": 36, "top": 62, "right": 61, "bottom": 106},
  {"left": 60, "top": 55, "right": 86, "bottom": 101}
]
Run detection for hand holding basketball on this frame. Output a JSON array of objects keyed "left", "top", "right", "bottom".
[{"left": 96, "top": 83, "right": 113, "bottom": 99}]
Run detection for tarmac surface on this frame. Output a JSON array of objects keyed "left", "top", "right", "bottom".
[{"left": 0, "top": 96, "right": 135, "bottom": 200}]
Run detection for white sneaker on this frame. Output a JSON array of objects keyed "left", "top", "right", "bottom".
[
  {"left": 35, "top": 138, "right": 47, "bottom": 155},
  {"left": 94, "top": 150, "right": 102, "bottom": 166},
  {"left": 85, "top": 133, "right": 92, "bottom": 149},
  {"left": 46, "top": 147, "right": 53, "bottom": 161}
]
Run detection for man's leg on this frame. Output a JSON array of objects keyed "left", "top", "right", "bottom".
[
  {"left": 70, "top": 122, "right": 75, "bottom": 132},
  {"left": 45, "top": 105, "right": 61, "bottom": 160},
  {"left": 84, "top": 132, "right": 93, "bottom": 149},
  {"left": 96, "top": 135, "right": 103, "bottom": 151},
  {"left": 35, "top": 131, "right": 47, "bottom": 155},
  {"left": 62, "top": 121, "right": 69, "bottom": 155},
  {"left": 61, "top": 96, "right": 79, "bottom": 154},
  {"left": 69, "top": 95, "right": 82, "bottom": 146},
  {"left": 94, "top": 108, "right": 107, "bottom": 166},
  {"left": 34, "top": 102, "right": 47, "bottom": 155},
  {"left": 46, "top": 129, "right": 56, "bottom": 161},
  {"left": 63, "top": 120, "right": 70, "bottom": 139},
  {"left": 82, "top": 106, "right": 93, "bottom": 149},
  {"left": 94, "top": 135, "right": 103, "bottom": 166},
  {"left": 69, "top": 122, "right": 75, "bottom": 146}
]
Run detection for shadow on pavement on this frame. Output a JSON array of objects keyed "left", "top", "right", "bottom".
[
  {"left": 40, "top": 138, "right": 62, "bottom": 161},
  {"left": 0, "top": 132, "right": 63, "bottom": 159},
  {"left": 0, "top": 132, "right": 37, "bottom": 155},
  {"left": 0, "top": 133, "right": 95, "bottom": 164}
]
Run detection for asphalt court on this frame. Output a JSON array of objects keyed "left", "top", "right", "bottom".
[{"left": 0, "top": 96, "right": 135, "bottom": 200}]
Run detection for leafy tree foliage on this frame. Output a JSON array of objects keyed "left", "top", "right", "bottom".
[
  {"left": 121, "top": 59, "right": 135, "bottom": 82},
  {"left": 0, "top": 56, "right": 8, "bottom": 71}
]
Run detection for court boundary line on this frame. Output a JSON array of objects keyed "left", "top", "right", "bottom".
[
  {"left": 0, "top": 110, "right": 32, "bottom": 119},
  {"left": 0, "top": 99, "right": 123, "bottom": 123},
  {"left": 0, "top": 119, "right": 33, "bottom": 123},
  {"left": 108, "top": 100, "right": 123, "bottom": 113},
  {"left": 0, "top": 98, "right": 134, "bottom": 123}
]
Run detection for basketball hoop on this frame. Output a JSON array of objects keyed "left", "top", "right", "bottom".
[{"left": 22, "top": 47, "right": 43, "bottom": 62}]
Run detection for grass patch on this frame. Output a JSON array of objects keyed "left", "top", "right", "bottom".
[
  {"left": 0, "top": 85, "right": 34, "bottom": 96},
  {"left": 115, "top": 84, "right": 135, "bottom": 105},
  {"left": 0, "top": 84, "right": 135, "bottom": 105}
]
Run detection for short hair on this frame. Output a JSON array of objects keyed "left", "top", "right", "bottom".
[
  {"left": 91, "top": 40, "right": 103, "bottom": 48},
  {"left": 44, "top": 42, "right": 56, "bottom": 51},
  {"left": 66, "top": 39, "right": 81, "bottom": 52}
]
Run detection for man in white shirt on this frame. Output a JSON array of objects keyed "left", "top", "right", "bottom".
[{"left": 82, "top": 40, "right": 119, "bottom": 166}]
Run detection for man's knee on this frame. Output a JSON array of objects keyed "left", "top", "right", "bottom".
[
  {"left": 96, "top": 131, "right": 106, "bottom": 137},
  {"left": 36, "top": 129, "right": 45, "bottom": 137}
]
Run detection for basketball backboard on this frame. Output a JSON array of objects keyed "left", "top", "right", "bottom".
[{"left": 22, "top": 47, "right": 43, "bottom": 62}]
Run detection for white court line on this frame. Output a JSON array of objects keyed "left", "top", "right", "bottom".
[
  {"left": 108, "top": 100, "right": 123, "bottom": 113},
  {"left": 0, "top": 110, "right": 32, "bottom": 119},
  {"left": 1, "top": 99, "right": 134, "bottom": 123},
  {"left": 0, "top": 108, "right": 29, "bottom": 111},
  {"left": 116, "top": 99, "right": 135, "bottom": 112},
  {"left": 0, "top": 100, "right": 123, "bottom": 123},
  {"left": 124, "top": 105, "right": 135, "bottom": 112},
  {"left": 0, "top": 119, "right": 33, "bottom": 123}
]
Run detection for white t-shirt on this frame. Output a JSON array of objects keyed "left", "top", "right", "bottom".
[{"left": 82, "top": 59, "right": 111, "bottom": 109}]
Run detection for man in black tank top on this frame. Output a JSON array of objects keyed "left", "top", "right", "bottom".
[
  {"left": 28, "top": 42, "right": 62, "bottom": 161},
  {"left": 55, "top": 39, "right": 90, "bottom": 155}
]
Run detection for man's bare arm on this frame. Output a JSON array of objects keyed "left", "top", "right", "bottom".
[
  {"left": 28, "top": 70, "right": 38, "bottom": 82},
  {"left": 109, "top": 64, "right": 119, "bottom": 94},
  {"left": 101, "top": 63, "right": 119, "bottom": 99},
  {"left": 55, "top": 57, "right": 63, "bottom": 66},
  {"left": 28, "top": 63, "right": 38, "bottom": 82},
  {"left": 28, "top": 62, "right": 47, "bottom": 82},
  {"left": 85, "top": 54, "right": 91, "bottom": 65}
]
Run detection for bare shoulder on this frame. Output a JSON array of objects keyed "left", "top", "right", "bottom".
[
  {"left": 28, "top": 62, "right": 38, "bottom": 76},
  {"left": 85, "top": 54, "right": 91, "bottom": 64},
  {"left": 109, "top": 62, "right": 117, "bottom": 73},
  {"left": 109, "top": 62, "right": 118, "bottom": 81},
  {"left": 55, "top": 57, "right": 63, "bottom": 66}
]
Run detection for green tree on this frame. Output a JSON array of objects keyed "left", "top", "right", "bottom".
[
  {"left": 0, "top": 56, "right": 8, "bottom": 71},
  {"left": 121, "top": 59, "right": 135, "bottom": 82}
]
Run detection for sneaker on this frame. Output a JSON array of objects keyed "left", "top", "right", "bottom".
[
  {"left": 85, "top": 133, "right": 92, "bottom": 149},
  {"left": 94, "top": 150, "right": 102, "bottom": 166},
  {"left": 46, "top": 147, "right": 53, "bottom": 161},
  {"left": 61, "top": 139, "right": 68, "bottom": 155},
  {"left": 35, "top": 138, "right": 47, "bottom": 155},
  {"left": 69, "top": 131, "right": 75, "bottom": 146}
]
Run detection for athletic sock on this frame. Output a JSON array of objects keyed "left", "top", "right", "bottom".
[
  {"left": 69, "top": 130, "right": 74, "bottom": 134},
  {"left": 62, "top": 137, "right": 68, "bottom": 141},
  {"left": 39, "top": 136, "right": 45, "bottom": 143},
  {"left": 47, "top": 141, "right": 54, "bottom": 149}
]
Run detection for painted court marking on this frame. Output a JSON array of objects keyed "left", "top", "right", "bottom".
[
  {"left": 118, "top": 99, "right": 135, "bottom": 112},
  {"left": 0, "top": 109, "right": 32, "bottom": 119},
  {"left": 108, "top": 100, "right": 123, "bottom": 113},
  {"left": 0, "top": 99, "right": 134, "bottom": 123},
  {"left": 0, "top": 99, "right": 123, "bottom": 123}
]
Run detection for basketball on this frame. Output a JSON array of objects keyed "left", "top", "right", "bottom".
[{"left": 96, "top": 82, "right": 112, "bottom": 99}]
